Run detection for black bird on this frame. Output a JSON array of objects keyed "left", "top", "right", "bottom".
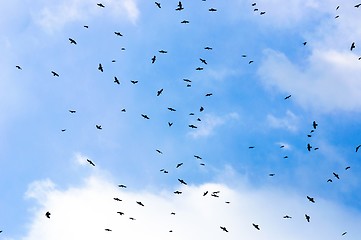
[
  {"left": 211, "top": 193, "right": 219, "bottom": 197},
  {"left": 345, "top": 166, "right": 351, "bottom": 170},
  {"left": 136, "top": 201, "right": 144, "bottom": 206},
  {"left": 84, "top": 25, "right": 89, "bottom": 28},
  {"left": 114, "top": 32, "right": 123, "bottom": 36},
  {"left": 171, "top": 212, "right": 176, "bottom": 215},
  {"left": 117, "top": 211, "right": 124, "bottom": 215},
  {"left": 87, "top": 159, "right": 95, "bottom": 166},
  {"left": 209, "top": 8, "right": 217, "bottom": 11},
  {"left": 159, "top": 50, "right": 167, "bottom": 53},
  {"left": 155, "top": 2, "right": 161, "bottom": 8},
  {"left": 254, "top": 8, "right": 259, "bottom": 11},
  {"left": 69, "top": 110, "right": 76, "bottom": 113},
  {"left": 305, "top": 214, "right": 310, "bottom": 222},
  {"left": 51, "top": 71, "right": 59, "bottom": 77},
  {"left": 178, "top": 179, "right": 187, "bottom": 185},
  {"left": 121, "top": 108, "right": 126, "bottom": 112},
  {"left": 312, "top": 121, "right": 318, "bottom": 129},
  {"left": 61, "top": 129, "right": 66, "bottom": 132},
  {"left": 196, "top": 67, "right": 203, "bottom": 70},
  {"left": 205, "top": 93, "right": 213, "bottom": 97},
  {"left": 174, "top": 191, "right": 182, "bottom": 194},
  {"left": 249, "top": 60, "right": 254, "bottom": 64},
  {"left": 181, "top": 20, "right": 189, "bottom": 24},
  {"left": 252, "top": 3, "right": 256, "bottom": 6},
  {"left": 97, "top": 3, "right": 105, "bottom": 7},
  {"left": 168, "top": 122, "right": 173, "bottom": 127},
  {"left": 114, "top": 76, "right": 120, "bottom": 84},
  {"left": 176, "top": 163, "right": 183, "bottom": 168},
  {"left": 168, "top": 107, "right": 176, "bottom": 111},
  {"left": 45, "top": 211, "right": 51, "bottom": 218},
  {"left": 183, "top": 78, "right": 192, "bottom": 82},
  {"left": 151, "top": 55, "right": 156, "bottom": 63},
  {"left": 113, "top": 197, "right": 122, "bottom": 201},
  {"left": 129, "top": 217, "right": 136, "bottom": 220},
  {"left": 220, "top": 226, "right": 228, "bottom": 232},
  {"left": 327, "top": 179, "right": 333, "bottom": 182},
  {"left": 260, "top": 11, "right": 266, "bottom": 15},
  {"left": 284, "top": 95, "right": 291, "bottom": 100},
  {"left": 252, "top": 223, "right": 260, "bottom": 230},
  {"left": 342, "top": 231, "right": 347, "bottom": 236},
  {"left": 189, "top": 124, "right": 197, "bottom": 128},
  {"left": 204, "top": 46, "right": 213, "bottom": 50},
  {"left": 194, "top": 155, "right": 202, "bottom": 159},
  {"left": 105, "top": 229, "right": 112, "bottom": 231},
  {"left": 355, "top": 3, "right": 361, "bottom": 8},
  {"left": 200, "top": 106, "right": 204, "bottom": 112},
  {"left": 16, "top": 65, "right": 22, "bottom": 70},
  {"left": 200, "top": 58, "right": 207, "bottom": 64},
  {"left": 225, "top": 201, "right": 230, "bottom": 204},
  {"left": 307, "top": 143, "right": 312, "bottom": 151},
  {"left": 283, "top": 215, "right": 292, "bottom": 219},
  {"left": 249, "top": 146, "right": 255, "bottom": 149},
  {"left": 156, "top": 149, "right": 163, "bottom": 154},
  {"left": 130, "top": 80, "right": 138, "bottom": 84},
  {"left": 203, "top": 191, "right": 208, "bottom": 196},
  {"left": 307, "top": 196, "right": 315, "bottom": 203},
  {"left": 242, "top": 54, "right": 247, "bottom": 57},
  {"left": 303, "top": 41, "right": 307, "bottom": 45},
  {"left": 333, "top": 172, "right": 340, "bottom": 179},
  {"left": 96, "top": 125, "right": 102, "bottom": 130},
  {"left": 269, "top": 173, "right": 275, "bottom": 176},
  {"left": 141, "top": 114, "right": 150, "bottom": 119},
  {"left": 336, "top": 6, "right": 339, "bottom": 10},
  {"left": 176, "top": 1, "right": 184, "bottom": 11},
  {"left": 69, "top": 38, "right": 77, "bottom": 44},
  {"left": 157, "top": 88, "right": 163, "bottom": 96},
  {"left": 351, "top": 42, "right": 356, "bottom": 51},
  {"left": 98, "top": 63, "right": 103, "bottom": 72},
  {"left": 118, "top": 184, "right": 127, "bottom": 188},
  {"left": 356, "top": 144, "right": 361, "bottom": 152}
]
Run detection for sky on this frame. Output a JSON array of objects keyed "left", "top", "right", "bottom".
[{"left": 1, "top": 0, "right": 361, "bottom": 239}]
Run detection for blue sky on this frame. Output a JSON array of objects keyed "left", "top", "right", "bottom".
[{"left": 1, "top": 0, "right": 361, "bottom": 239}]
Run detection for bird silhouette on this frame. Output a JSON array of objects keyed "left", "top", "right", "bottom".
[
  {"left": 260, "top": 11, "right": 266, "bottom": 15},
  {"left": 168, "top": 122, "right": 173, "bottom": 127},
  {"left": 155, "top": 2, "right": 161, "bottom": 8},
  {"left": 113, "top": 197, "right": 122, "bottom": 201},
  {"left": 356, "top": 145, "right": 361, "bottom": 152},
  {"left": 327, "top": 179, "right": 333, "bottom": 182},
  {"left": 252, "top": 223, "right": 260, "bottom": 230},
  {"left": 131, "top": 80, "right": 138, "bottom": 84},
  {"left": 283, "top": 215, "right": 292, "bottom": 219},
  {"left": 168, "top": 107, "right": 176, "bottom": 111},
  {"left": 194, "top": 155, "right": 202, "bottom": 159},
  {"left": 204, "top": 46, "right": 213, "bottom": 50},
  {"left": 183, "top": 79, "right": 192, "bottom": 82},
  {"left": 45, "top": 211, "right": 51, "bottom": 218},
  {"left": 141, "top": 114, "right": 150, "bottom": 119},
  {"left": 105, "top": 228, "right": 112, "bottom": 231},
  {"left": 97, "top": 3, "right": 105, "bottom": 8},
  {"left": 96, "top": 125, "right": 102, "bottom": 130},
  {"left": 136, "top": 201, "right": 144, "bottom": 206},
  {"left": 159, "top": 50, "right": 167, "bottom": 53},
  {"left": 181, "top": 20, "right": 190, "bottom": 24},
  {"left": 205, "top": 93, "right": 213, "bottom": 97},
  {"left": 333, "top": 172, "right": 340, "bottom": 179},
  {"left": 200, "top": 106, "right": 204, "bottom": 112},
  {"left": 189, "top": 124, "right": 197, "bottom": 128},
  {"left": 69, "top": 38, "right": 77, "bottom": 44},
  {"left": 98, "top": 63, "right": 103, "bottom": 72},
  {"left": 178, "top": 179, "right": 187, "bottom": 185},
  {"left": 156, "top": 149, "right": 163, "bottom": 154},
  {"left": 200, "top": 58, "right": 207, "bottom": 64},
  {"left": 174, "top": 191, "right": 182, "bottom": 194},
  {"left": 305, "top": 214, "right": 310, "bottom": 222},
  {"left": 355, "top": 3, "right": 361, "bottom": 8},
  {"left": 114, "top": 76, "right": 120, "bottom": 84},
  {"left": 203, "top": 191, "right": 208, "bottom": 196},
  {"left": 351, "top": 42, "right": 356, "bottom": 51},
  {"left": 196, "top": 67, "right": 203, "bottom": 70},
  {"left": 307, "top": 143, "right": 312, "bottom": 151},
  {"left": 284, "top": 95, "right": 291, "bottom": 100},
  {"left": 307, "top": 196, "right": 315, "bottom": 203},
  {"left": 312, "top": 121, "right": 318, "bottom": 129},
  {"left": 176, "top": 1, "right": 184, "bottom": 11},
  {"left": 220, "top": 226, "right": 228, "bottom": 232},
  {"left": 176, "top": 163, "right": 183, "bottom": 168},
  {"left": 345, "top": 166, "right": 351, "bottom": 170},
  {"left": 129, "top": 217, "right": 136, "bottom": 220},
  {"left": 118, "top": 184, "right": 127, "bottom": 188},
  {"left": 51, "top": 71, "right": 59, "bottom": 77},
  {"left": 303, "top": 41, "right": 307, "bottom": 45},
  {"left": 16, "top": 65, "right": 22, "bottom": 70},
  {"left": 84, "top": 25, "right": 89, "bottom": 28},
  {"left": 151, "top": 55, "right": 156, "bottom": 63},
  {"left": 114, "top": 32, "right": 123, "bottom": 36},
  {"left": 157, "top": 88, "right": 163, "bottom": 96},
  {"left": 69, "top": 110, "right": 76, "bottom": 113},
  {"left": 87, "top": 159, "right": 95, "bottom": 166},
  {"left": 209, "top": 8, "right": 217, "bottom": 12},
  {"left": 117, "top": 211, "right": 124, "bottom": 215}
]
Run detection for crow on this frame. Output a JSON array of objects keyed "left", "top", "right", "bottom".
[
  {"left": 97, "top": 3, "right": 105, "bottom": 7},
  {"left": 194, "top": 155, "right": 202, "bottom": 159},
  {"left": 178, "top": 179, "right": 187, "bottom": 185},
  {"left": 84, "top": 25, "right": 89, "bottom": 28},
  {"left": 181, "top": 20, "right": 190, "bottom": 24},
  {"left": 305, "top": 214, "right": 310, "bottom": 222},
  {"left": 151, "top": 55, "right": 156, "bottom": 63},
  {"left": 284, "top": 95, "right": 291, "bottom": 100},
  {"left": 356, "top": 144, "right": 361, "bottom": 152},
  {"left": 209, "top": 8, "right": 217, "bottom": 11},
  {"left": 203, "top": 191, "right": 208, "bottom": 196},
  {"left": 355, "top": 3, "right": 361, "bottom": 8},
  {"left": 69, "top": 110, "right": 76, "bottom": 113},
  {"left": 189, "top": 124, "right": 197, "bottom": 128},
  {"left": 303, "top": 41, "right": 307, "bottom": 45},
  {"left": 312, "top": 121, "right": 318, "bottom": 129},
  {"left": 204, "top": 46, "right": 213, "bottom": 50},
  {"left": 114, "top": 76, "right": 120, "bottom": 84},
  {"left": 16, "top": 65, "right": 22, "bottom": 70},
  {"left": 200, "top": 58, "right": 207, "bottom": 64},
  {"left": 114, "top": 32, "right": 123, "bottom": 36},
  {"left": 220, "top": 226, "right": 228, "bottom": 232},
  {"left": 121, "top": 109, "right": 126, "bottom": 112},
  {"left": 176, "top": 163, "right": 183, "bottom": 168},
  {"left": 171, "top": 212, "right": 176, "bottom": 215},
  {"left": 98, "top": 63, "right": 103, "bottom": 72},
  {"left": 252, "top": 3, "right": 256, "bottom": 6},
  {"left": 45, "top": 211, "right": 51, "bottom": 218},
  {"left": 69, "top": 38, "right": 77, "bottom": 44},
  {"left": 200, "top": 106, "right": 204, "bottom": 112},
  {"left": 168, "top": 122, "right": 173, "bottom": 127},
  {"left": 157, "top": 88, "right": 163, "bottom": 96},
  {"left": 283, "top": 215, "right": 292, "bottom": 219},
  {"left": 307, "top": 143, "right": 312, "bottom": 151},
  {"left": 155, "top": 2, "right": 161, "bottom": 8},
  {"left": 87, "top": 159, "right": 95, "bottom": 166},
  {"left": 141, "top": 114, "right": 150, "bottom": 119},
  {"left": 252, "top": 223, "right": 260, "bottom": 230},
  {"left": 159, "top": 50, "right": 167, "bottom": 53},
  {"left": 168, "top": 107, "right": 176, "bottom": 111},
  {"left": 113, "top": 197, "right": 122, "bottom": 201},
  {"left": 260, "top": 11, "right": 266, "bottom": 15},
  {"left": 51, "top": 71, "right": 59, "bottom": 77},
  {"left": 205, "top": 93, "right": 213, "bottom": 96},
  {"left": 105, "top": 229, "right": 112, "bottom": 231},
  {"left": 307, "top": 196, "right": 315, "bottom": 203},
  {"left": 345, "top": 166, "right": 351, "bottom": 170},
  {"left": 129, "top": 217, "right": 136, "bottom": 220},
  {"left": 333, "top": 172, "right": 340, "bottom": 179},
  {"left": 351, "top": 42, "right": 356, "bottom": 51},
  {"left": 117, "top": 211, "right": 124, "bottom": 215},
  {"left": 249, "top": 60, "right": 254, "bottom": 64},
  {"left": 196, "top": 67, "right": 204, "bottom": 70},
  {"left": 327, "top": 179, "right": 333, "bottom": 182},
  {"left": 156, "top": 149, "right": 163, "bottom": 154},
  {"left": 136, "top": 201, "right": 144, "bottom": 206},
  {"left": 176, "top": 1, "right": 184, "bottom": 11},
  {"left": 174, "top": 191, "right": 182, "bottom": 194},
  {"left": 183, "top": 78, "right": 192, "bottom": 82},
  {"left": 269, "top": 173, "right": 275, "bottom": 176},
  {"left": 118, "top": 184, "right": 127, "bottom": 188},
  {"left": 131, "top": 80, "right": 138, "bottom": 84},
  {"left": 96, "top": 125, "right": 102, "bottom": 130}
]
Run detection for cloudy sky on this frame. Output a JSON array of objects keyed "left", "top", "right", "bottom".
[{"left": 1, "top": 0, "right": 361, "bottom": 239}]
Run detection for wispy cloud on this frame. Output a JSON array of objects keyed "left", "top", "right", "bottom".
[{"left": 267, "top": 110, "right": 299, "bottom": 132}]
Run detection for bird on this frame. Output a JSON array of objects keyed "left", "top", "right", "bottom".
[
  {"left": 303, "top": 41, "right": 307, "bottom": 45},
  {"left": 284, "top": 95, "right": 291, "bottom": 100},
  {"left": 45, "top": 211, "right": 51, "bottom": 218},
  {"left": 114, "top": 32, "right": 123, "bottom": 36},
  {"left": 96, "top": 125, "right": 102, "bottom": 130},
  {"left": 203, "top": 191, "right": 208, "bottom": 196},
  {"left": 307, "top": 196, "right": 315, "bottom": 203},
  {"left": 200, "top": 106, "right": 204, "bottom": 112},
  {"left": 249, "top": 60, "right": 254, "bottom": 64},
  {"left": 97, "top": 3, "right": 105, "bottom": 7},
  {"left": 204, "top": 46, "right": 213, "bottom": 50},
  {"left": 194, "top": 155, "right": 202, "bottom": 159},
  {"left": 178, "top": 179, "right": 187, "bottom": 185},
  {"left": 113, "top": 197, "right": 122, "bottom": 201},
  {"left": 129, "top": 217, "right": 136, "bottom": 220},
  {"left": 51, "top": 71, "right": 59, "bottom": 77},
  {"left": 84, "top": 25, "right": 89, "bottom": 28},
  {"left": 171, "top": 212, "right": 176, "bottom": 215},
  {"left": 242, "top": 54, "right": 247, "bottom": 57},
  {"left": 141, "top": 114, "right": 150, "bottom": 119},
  {"left": 283, "top": 215, "right": 292, "bottom": 219},
  {"left": 307, "top": 143, "right": 312, "bottom": 151},
  {"left": 151, "top": 55, "right": 156, "bottom": 63},
  {"left": 183, "top": 79, "right": 192, "bottom": 82},
  {"left": 205, "top": 93, "right": 213, "bottom": 97},
  {"left": 252, "top": 223, "right": 260, "bottom": 230},
  {"left": 209, "top": 8, "right": 217, "bottom": 11},
  {"left": 157, "top": 88, "right": 163, "bottom": 96},
  {"left": 61, "top": 129, "right": 66, "bottom": 132},
  {"left": 121, "top": 109, "right": 126, "bottom": 112},
  {"left": 176, "top": 163, "right": 183, "bottom": 168},
  {"left": 200, "top": 58, "right": 207, "bottom": 64},
  {"left": 225, "top": 201, "right": 230, "bottom": 204},
  {"left": 87, "top": 159, "right": 95, "bottom": 166},
  {"left": 312, "top": 121, "right": 318, "bottom": 129},
  {"left": 174, "top": 191, "right": 182, "bottom": 194},
  {"left": 196, "top": 67, "right": 204, "bottom": 70},
  {"left": 327, "top": 179, "right": 333, "bottom": 183},
  {"left": 345, "top": 166, "right": 351, "bottom": 170},
  {"left": 181, "top": 20, "right": 189, "bottom": 24},
  {"left": 305, "top": 214, "right": 310, "bottom": 222},
  {"left": 69, "top": 110, "right": 76, "bottom": 113},
  {"left": 15, "top": 65, "right": 22, "bottom": 70},
  {"left": 252, "top": 3, "right": 256, "bottom": 6},
  {"left": 168, "top": 107, "right": 176, "bottom": 111},
  {"left": 168, "top": 122, "right": 173, "bottom": 127},
  {"left": 114, "top": 76, "right": 120, "bottom": 84},
  {"left": 336, "top": 5, "right": 339, "bottom": 10},
  {"left": 117, "top": 211, "right": 124, "bottom": 215},
  {"left": 118, "top": 184, "right": 127, "bottom": 188},
  {"left": 155, "top": 2, "right": 161, "bottom": 8},
  {"left": 130, "top": 80, "right": 138, "bottom": 84},
  {"left": 269, "top": 173, "right": 275, "bottom": 176},
  {"left": 105, "top": 229, "right": 112, "bottom": 231},
  {"left": 136, "top": 201, "right": 144, "bottom": 206},
  {"left": 356, "top": 144, "right": 361, "bottom": 152},
  {"left": 333, "top": 172, "right": 340, "bottom": 179},
  {"left": 351, "top": 42, "right": 356, "bottom": 51},
  {"left": 355, "top": 3, "right": 361, "bottom": 8},
  {"left": 220, "top": 226, "right": 228, "bottom": 232},
  {"left": 260, "top": 11, "right": 266, "bottom": 15},
  {"left": 189, "top": 124, "right": 197, "bottom": 128},
  {"left": 69, "top": 38, "right": 77, "bottom": 44},
  {"left": 176, "top": 1, "right": 184, "bottom": 11},
  {"left": 98, "top": 63, "right": 103, "bottom": 72},
  {"left": 159, "top": 50, "right": 167, "bottom": 53},
  {"left": 249, "top": 146, "right": 255, "bottom": 149}
]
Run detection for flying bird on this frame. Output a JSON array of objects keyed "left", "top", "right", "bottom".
[
  {"left": 151, "top": 55, "right": 156, "bottom": 63},
  {"left": 252, "top": 223, "right": 260, "bottom": 230},
  {"left": 333, "top": 172, "right": 340, "bottom": 179},
  {"left": 118, "top": 184, "right": 127, "bottom": 188},
  {"left": 159, "top": 50, "right": 167, "bottom": 53},
  {"left": 260, "top": 11, "right": 266, "bottom": 15},
  {"left": 312, "top": 121, "right": 318, "bottom": 129},
  {"left": 105, "top": 229, "right": 112, "bottom": 231},
  {"left": 307, "top": 196, "right": 315, "bottom": 203},
  {"left": 183, "top": 79, "right": 192, "bottom": 82},
  {"left": 96, "top": 125, "right": 102, "bottom": 130},
  {"left": 97, "top": 3, "right": 105, "bottom": 7},
  {"left": 205, "top": 93, "right": 213, "bottom": 96},
  {"left": 51, "top": 71, "right": 59, "bottom": 77},
  {"left": 155, "top": 2, "right": 161, "bottom": 8},
  {"left": 176, "top": 1, "right": 184, "bottom": 11},
  {"left": 204, "top": 46, "right": 213, "bottom": 50},
  {"left": 157, "top": 88, "right": 164, "bottom": 96},
  {"left": 356, "top": 145, "right": 361, "bottom": 152},
  {"left": 355, "top": 3, "right": 361, "bottom": 8},
  {"left": 114, "top": 32, "right": 123, "bottom": 36},
  {"left": 178, "top": 179, "right": 187, "bottom": 185},
  {"left": 194, "top": 155, "right": 202, "bottom": 159},
  {"left": 303, "top": 41, "right": 307, "bottom": 45},
  {"left": 351, "top": 42, "right": 356, "bottom": 51},
  {"left": 209, "top": 8, "right": 217, "bottom": 11},
  {"left": 168, "top": 122, "right": 173, "bottom": 127},
  {"left": 117, "top": 211, "right": 124, "bottom": 215},
  {"left": 220, "top": 226, "right": 228, "bottom": 232},
  {"left": 131, "top": 80, "right": 138, "bottom": 84},
  {"left": 284, "top": 95, "right": 291, "bottom": 100},
  {"left": 45, "top": 211, "right": 51, "bottom": 218},
  {"left": 200, "top": 58, "right": 207, "bottom": 64},
  {"left": 203, "top": 191, "right": 208, "bottom": 196},
  {"left": 16, "top": 65, "right": 22, "bottom": 70},
  {"left": 141, "top": 114, "right": 150, "bottom": 119},
  {"left": 307, "top": 143, "right": 312, "bottom": 151},
  {"left": 176, "top": 163, "right": 183, "bottom": 168},
  {"left": 168, "top": 107, "right": 176, "bottom": 111},
  {"left": 69, "top": 38, "right": 77, "bottom": 44},
  {"left": 69, "top": 110, "right": 76, "bottom": 113},
  {"left": 189, "top": 124, "right": 197, "bottom": 128},
  {"left": 114, "top": 76, "right": 120, "bottom": 84},
  {"left": 113, "top": 197, "right": 122, "bottom": 201},
  {"left": 305, "top": 214, "right": 311, "bottom": 222},
  {"left": 181, "top": 20, "right": 190, "bottom": 24},
  {"left": 98, "top": 63, "right": 103, "bottom": 72},
  {"left": 196, "top": 67, "right": 204, "bottom": 70},
  {"left": 87, "top": 159, "right": 95, "bottom": 166},
  {"left": 136, "top": 201, "right": 144, "bottom": 206},
  {"left": 283, "top": 215, "right": 292, "bottom": 219},
  {"left": 200, "top": 106, "right": 204, "bottom": 112},
  {"left": 174, "top": 191, "right": 182, "bottom": 194},
  {"left": 84, "top": 25, "right": 89, "bottom": 28},
  {"left": 345, "top": 166, "right": 351, "bottom": 170}
]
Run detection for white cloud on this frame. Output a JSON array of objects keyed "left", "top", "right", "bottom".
[
  {"left": 267, "top": 110, "right": 299, "bottom": 132},
  {"left": 21, "top": 174, "right": 361, "bottom": 239},
  {"left": 189, "top": 112, "right": 240, "bottom": 138}
]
